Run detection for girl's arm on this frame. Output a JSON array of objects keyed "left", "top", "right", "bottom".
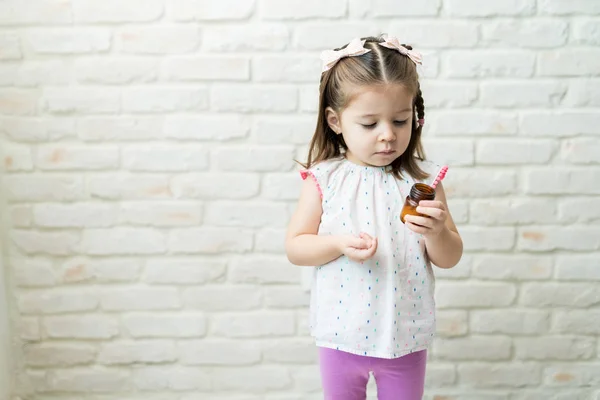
[
  {"left": 405, "top": 182, "right": 463, "bottom": 269},
  {"left": 285, "top": 177, "right": 374, "bottom": 266}
]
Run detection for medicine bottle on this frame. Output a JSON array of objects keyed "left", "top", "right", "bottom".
[{"left": 400, "top": 183, "right": 435, "bottom": 224}]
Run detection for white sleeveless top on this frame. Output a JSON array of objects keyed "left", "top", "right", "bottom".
[{"left": 301, "top": 156, "right": 444, "bottom": 359}]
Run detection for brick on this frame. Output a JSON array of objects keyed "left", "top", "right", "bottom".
[
  {"left": 26, "top": 28, "right": 110, "bottom": 54},
  {"left": 446, "top": 0, "right": 535, "bottom": 16},
  {"left": 44, "top": 315, "right": 119, "bottom": 339},
  {"left": 40, "top": 369, "right": 130, "bottom": 392},
  {"left": 254, "top": 116, "right": 313, "bottom": 144},
  {"left": 389, "top": 21, "right": 478, "bottom": 47},
  {"left": 2, "top": 144, "right": 33, "bottom": 171},
  {"left": 520, "top": 111, "right": 600, "bottom": 136},
  {"left": 0, "top": 62, "right": 16, "bottom": 85},
  {"left": 18, "top": 317, "right": 41, "bottom": 341},
  {"left": 183, "top": 285, "right": 262, "bottom": 311},
  {"left": 367, "top": 0, "right": 441, "bottom": 16},
  {"left": 3, "top": 175, "right": 84, "bottom": 202},
  {"left": 144, "top": 258, "right": 226, "bottom": 284},
  {"left": 262, "top": 174, "right": 302, "bottom": 201},
  {"left": 573, "top": 19, "right": 600, "bottom": 45},
  {"left": 539, "top": 49, "right": 600, "bottom": 77},
  {"left": 60, "top": 257, "right": 141, "bottom": 283},
  {"left": 481, "top": 20, "right": 568, "bottom": 47},
  {"left": 443, "top": 169, "right": 517, "bottom": 198},
  {"left": 294, "top": 23, "right": 379, "bottom": 50},
  {"left": 444, "top": 51, "right": 535, "bottom": 78},
  {"left": 435, "top": 281, "right": 516, "bottom": 308},
  {"left": 171, "top": 173, "right": 259, "bottom": 199},
  {"left": 0, "top": 89, "right": 38, "bottom": 115},
  {"left": 44, "top": 88, "right": 120, "bottom": 114},
  {"left": 11, "top": 258, "right": 55, "bottom": 288},
  {"left": 168, "top": 0, "right": 255, "bottom": 21},
  {"left": 133, "top": 367, "right": 210, "bottom": 391},
  {"left": 88, "top": 175, "right": 171, "bottom": 199},
  {"left": 211, "top": 85, "right": 297, "bottom": 113},
  {"left": 524, "top": 168, "right": 600, "bottom": 194},
  {"left": 561, "top": 138, "right": 600, "bottom": 164},
  {"left": 119, "top": 201, "right": 202, "bottom": 227},
  {"left": 515, "top": 337, "right": 595, "bottom": 360},
  {"left": 163, "top": 56, "right": 249, "bottom": 81},
  {"left": 422, "top": 139, "right": 474, "bottom": 166},
  {"left": 24, "top": 343, "right": 97, "bottom": 367},
  {"left": 165, "top": 115, "right": 250, "bottom": 141},
  {"left": 255, "top": 228, "right": 286, "bottom": 253},
  {"left": 429, "top": 111, "right": 518, "bottom": 135},
  {"left": 288, "top": 365, "right": 322, "bottom": 394},
  {"left": 480, "top": 81, "right": 566, "bottom": 108},
  {"left": 73, "top": 0, "right": 163, "bottom": 22},
  {"left": 543, "top": 364, "right": 600, "bottom": 387},
  {"left": 14, "top": 60, "right": 72, "bottom": 86},
  {"left": 0, "top": 31, "right": 21, "bottom": 59},
  {"left": 420, "top": 81, "right": 478, "bottom": 108},
  {"left": 101, "top": 288, "right": 180, "bottom": 311},
  {"left": 436, "top": 310, "right": 468, "bottom": 337},
  {"left": 445, "top": 200, "right": 469, "bottom": 225},
  {"left": 123, "top": 87, "right": 208, "bottom": 113},
  {"left": 79, "top": 228, "right": 167, "bottom": 255},
  {"left": 472, "top": 254, "right": 553, "bottom": 281},
  {"left": 117, "top": 26, "right": 201, "bottom": 54},
  {"left": 229, "top": 255, "right": 301, "bottom": 284},
  {"left": 262, "top": 338, "right": 317, "bottom": 363},
  {"left": 556, "top": 255, "right": 600, "bottom": 280},
  {"left": 211, "top": 366, "right": 292, "bottom": 391},
  {"left": 123, "top": 146, "right": 208, "bottom": 171},
  {"left": 34, "top": 203, "right": 117, "bottom": 228},
  {"left": 460, "top": 227, "right": 516, "bottom": 251},
  {"left": 518, "top": 226, "right": 600, "bottom": 251},
  {"left": 476, "top": 138, "right": 557, "bottom": 164},
  {"left": 260, "top": 0, "right": 346, "bottom": 19},
  {"left": 78, "top": 116, "right": 163, "bottom": 141},
  {"left": 37, "top": 146, "right": 119, "bottom": 170},
  {"left": 471, "top": 310, "right": 550, "bottom": 335},
  {"left": 435, "top": 254, "right": 473, "bottom": 279},
  {"left": 433, "top": 336, "right": 512, "bottom": 361},
  {"left": 203, "top": 24, "right": 288, "bottom": 52},
  {"left": 204, "top": 202, "right": 288, "bottom": 228},
  {"left": 554, "top": 310, "right": 600, "bottom": 335},
  {"left": 98, "top": 341, "right": 176, "bottom": 365},
  {"left": 9, "top": 205, "right": 33, "bottom": 227},
  {"left": 0, "top": 0, "right": 72, "bottom": 25},
  {"left": 18, "top": 289, "right": 98, "bottom": 314},
  {"left": 75, "top": 57, "right": 158, "bottom": 84},
  {"left": 211, "top": 312, "right": 296, "bottom": 338},
  {"left": 426, "top": 364, "right": 457, "bottom": 388},
  {"left": 10, "top": 230, "right": 79, "bottom": 255},
  {"left": 178, "top": 340, "right": 261, "bottom": 365},
  {"left": 298, "top": 84, "right": 319, "bottom": 113},
  {"left": 123, "top": 314, "right": 207, "bottom": 338},
  {"left": 253, "top": 56, "right": 320, "bottom": 83},
  {"left": 212, "top": 146, "right": 295, "bottom": 171},
  {"left": 0, "top": 117, "right": 75, "bottom": 142},
  {"left": 539, "top": 0, "right": 600, "bottom": 15},
  {"left": 169, "top": 228, "right": 253, "bottom": 254},
  {"left": 264, "top": 286, "right": 310, "bottom": 309},
  {"left": 458, "top": 363, "right": 541, "bottom": 388},
  {"left": 520, "top": 283, "right": 599, "bottom": 308},
  {"left": 470, "top": 199, "right": 557, "bottom": 225}
]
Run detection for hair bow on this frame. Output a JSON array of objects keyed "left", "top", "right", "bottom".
[
  {"left": 378, "top": 35, "right": 423, "bottom": 65},
  {"left": 320, "top": 37, "right": 371, "bottom": 72}
]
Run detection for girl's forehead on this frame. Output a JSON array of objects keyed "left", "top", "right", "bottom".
[{"left": 343, "top": 83, "right": 414, "bottom": 113}]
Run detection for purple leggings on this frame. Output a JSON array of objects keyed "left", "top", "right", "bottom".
[{"left": 319, "top": 347, "right": 427, "bottom": 400}]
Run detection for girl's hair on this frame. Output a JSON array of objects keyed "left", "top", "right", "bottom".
[{"left": 302, "top": 35, "right": 428, "bottom": 180}]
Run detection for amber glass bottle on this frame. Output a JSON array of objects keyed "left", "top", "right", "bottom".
[{"left": 400, "top": 183, "right": 435, "bottom": 224}]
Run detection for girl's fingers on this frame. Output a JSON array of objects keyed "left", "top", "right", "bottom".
[
  {"left": 418, "top": 200, "right": 445, "bottom": 210},
  {"left": 415, "top": 206, "right": 445, "bottom": 220},
  {"left": 405, "top": 215, "right": 432, "bottom": 228}
]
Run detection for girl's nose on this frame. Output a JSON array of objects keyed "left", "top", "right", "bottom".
[{"left": 379, "top": 124, "right": 396, "bottom": 141}]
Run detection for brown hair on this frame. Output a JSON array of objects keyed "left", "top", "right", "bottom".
[{"left": 301, "top": 35, "right": 428, "bottom": 181}]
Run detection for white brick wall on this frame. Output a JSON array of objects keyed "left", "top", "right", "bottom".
[{"left": 0, "top": 0, "right": 599, "bottom": 398}]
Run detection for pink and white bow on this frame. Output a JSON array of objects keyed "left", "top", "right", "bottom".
[
  {"left": 320, "top": 37, "right": 371, "bottom": 72},
  {"left": 378, "top": 35, "right": 423, "bottom": 65}
]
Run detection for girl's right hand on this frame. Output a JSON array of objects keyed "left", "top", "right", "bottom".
[{"left": 340, "top": 232, "right": 378, "bottom": 262}]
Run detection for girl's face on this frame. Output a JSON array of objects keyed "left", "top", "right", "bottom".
[{"left": 326, "top": 83, "right": 414, "bottom": 167}]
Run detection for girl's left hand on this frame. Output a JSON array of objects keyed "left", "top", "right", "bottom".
[{"left": 404, "top": 200, "right": 448, "bottom": 237}]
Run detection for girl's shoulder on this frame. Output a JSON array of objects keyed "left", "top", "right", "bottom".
[{"left": 299, "top": 157, "right": 348, "bottom": 199}]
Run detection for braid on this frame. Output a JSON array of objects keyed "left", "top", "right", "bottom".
[{"left": 415, "top": 85, "right": 425, "bottom": 130}]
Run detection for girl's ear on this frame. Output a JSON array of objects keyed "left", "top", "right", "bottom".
[{"left": 325, "top": 107, "right": 342, "bottom": 134}]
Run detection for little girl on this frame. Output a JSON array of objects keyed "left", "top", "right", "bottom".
[{"left": 286, "top": 35, "right": 463, "bottom": 400}]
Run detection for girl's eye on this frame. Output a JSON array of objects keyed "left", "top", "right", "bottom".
[
  {"left": 361, "top": 123, "right": 377, "bottom": 129},
  {"left": 394, "top": 120, "right": 407, "bottom": 126}
]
